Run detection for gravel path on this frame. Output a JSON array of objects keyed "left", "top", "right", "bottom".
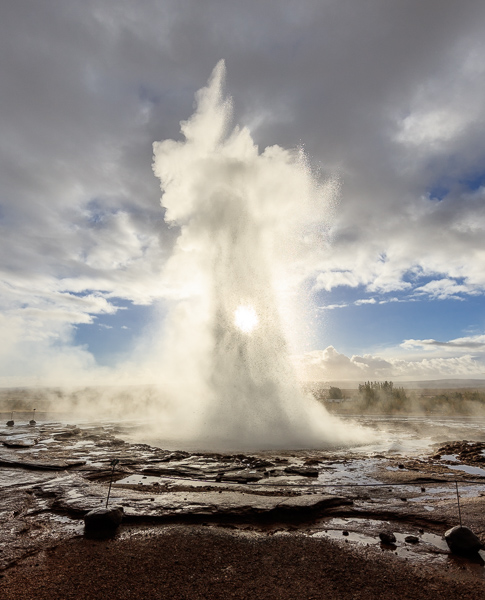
[{"left": 2, "top": 526, "right": 484, "bottom": 600}]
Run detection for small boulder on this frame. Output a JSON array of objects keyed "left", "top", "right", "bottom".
[
  {"left": 219, "top": 470, "right": 263, "bottom": 483},
  {"left": 405, "top": 535, "right": 419, "bottom": 544},
  {"left": 284, "top": 466, "right": 319, "bottom": 477},
  {"left": 445, "top": 526, "right": 483, "bottom": 555},
  {"left": 84, "top": 506, "right": 124, "bottom": 536},
  {"left": 379, "top": 531, "right": 396, "bottom": 544}
]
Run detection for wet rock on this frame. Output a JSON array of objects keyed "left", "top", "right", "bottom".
[
  {"left": 2, "top": 436, "right": 38, "bottom": 447},
  {"left": 284, "top": 466, "right": 319, "bottom": 477},
  {"left": 435, "top": 441, "right": 485, "bottom": 466},
  {"left": 163, "top": 451, "right": 190, "bottom": 461},
  {"left": 84, "top": 506, "right": 124, "bottom": 535},
  {"left": 0, "top": 457, "right": 85, "bottom": 470},
  {"left": 379, "top": 531, "right": 396, "bottom": 544},
  {"left": 445, "top": 525, "right": 484, "bottom": 555},
  {"left": 219, "top": 470, "right": 264, "bottom": 483},
  {"left": 405, "top": 535, "right": 419, "bottom": 544},
  {"left": 251, "top": 459, "right": 275, "bottom": 468},
  {"left": 105, "top": 439, "right": 126, "bottom": 447},
  {"left": 53, "top": 428, "right": 81, "bottom": 439}
]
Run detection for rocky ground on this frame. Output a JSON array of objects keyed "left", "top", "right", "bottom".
[{"left": 1, "top": 416, "right": 485, "bottom": 599}]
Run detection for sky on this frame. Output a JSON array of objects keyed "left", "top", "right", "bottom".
[{"left": 2, "top": 0, "right": 485, "bottom": 386}]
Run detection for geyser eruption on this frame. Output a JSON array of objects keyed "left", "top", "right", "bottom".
[{"left": 151, "top": 61, "right": 367, "bottom": 450}]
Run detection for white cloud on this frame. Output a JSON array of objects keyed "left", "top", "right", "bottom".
[
  {"left": 1, "top": 0, "right": 485, "bottom": 384},
  {"left": 414, "top": 278, "right": 477, "bottom": 300},
  {"left": 401, "top": 334, "right": 485, "bottom": 352},
  {"left": 295, "top": 345, "right": 485, "bottom": 382},
  {"left": 355, "top": 298, "right": 376, "bottom": 306},
  {"left": 396, "top": 109, "right": 467, "bottom": 147}
]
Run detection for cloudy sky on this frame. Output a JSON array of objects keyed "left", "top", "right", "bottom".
[{"left": 2, "top": 0, "right": 485, "bottom": 386}]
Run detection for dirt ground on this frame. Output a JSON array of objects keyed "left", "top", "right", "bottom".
[
  {"left": 2, "top": 525, "right": 485, "bottom": 600},
  {"left": 2, "top": 417, "right": 485, "bottom": 599}
]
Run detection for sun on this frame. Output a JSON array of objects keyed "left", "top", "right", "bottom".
[{"left": 234, "top": 305, "right": 259, "bottom": 334}]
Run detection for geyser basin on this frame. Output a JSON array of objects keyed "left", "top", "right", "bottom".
[{"left": 149, "top": 61, "right": 369, "bottom": 451}]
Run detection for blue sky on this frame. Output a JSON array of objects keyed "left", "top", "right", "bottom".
[
  {"left": 1, "top": 0, "right": 485, "bottom": 386},
  {"left": 316, "top": 289, "right": 485, "bottom": 354},
  {"left": 73, "top": 301, "right": 154, "bottom": 367}
]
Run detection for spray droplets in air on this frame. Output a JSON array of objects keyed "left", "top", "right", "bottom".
[{"left": 151, "top": 60, "right": 368, "bottom": 450}]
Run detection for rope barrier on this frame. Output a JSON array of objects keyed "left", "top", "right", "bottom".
[{"left": 115, "top": 471, "right": 485, "bottom": 489}]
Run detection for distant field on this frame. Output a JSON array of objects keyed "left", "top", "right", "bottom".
[
  {"left": 2, "top": 382, "right": 485, "bottom": 418},
  {"left": 303, "top": 381, "right": 485, "bottom": 416}
]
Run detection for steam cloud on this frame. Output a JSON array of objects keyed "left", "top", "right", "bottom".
[{"left": 147, "top": 61, "right": 369, "bottom": 450}]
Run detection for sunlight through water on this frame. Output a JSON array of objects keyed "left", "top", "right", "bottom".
[
  {"left": 148, "top": 60, "right": 371, "bottom": 450},
  {"left": 234, "top": 305, "right": 259, "bottom": 334}
]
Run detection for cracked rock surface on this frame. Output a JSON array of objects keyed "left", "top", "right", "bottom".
[{"left": 2, "top": 418, "right": 485, "bottom": 599}]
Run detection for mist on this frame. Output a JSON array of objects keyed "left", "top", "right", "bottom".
[
  {"left": 129, "top": 60, "right": 369, "bottom": 450},
  {"left": 1, "top": 61, "right": 373, "bottom": 451}
]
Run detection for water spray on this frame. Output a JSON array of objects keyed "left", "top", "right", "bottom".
[{"left": 150, "top": 60, "right": 370, "bottom": 450}]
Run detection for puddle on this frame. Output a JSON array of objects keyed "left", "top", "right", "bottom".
[
  {"left": 447, "top": 464, "right": 485, "bottom": 477},
  {"left": 311, "top": 516, "right": 485, "bottom": 577},
  {"left": 408, "top": 483, "right": 484, "bottom": 502},
  {"left": 441, "top": 454, "right": 459, "bottom": 462},
  {"left": 311, "top": 517, "right": 452, "bottom": 562},
  {"left": 316, "top": 459, "right": 381, "bottom": 487},
  {"left": 312, "top": 528, "right": 376, "bottom": 545},
  {"left": 115, "top": 474, "right": 166, "bottom": 486}
]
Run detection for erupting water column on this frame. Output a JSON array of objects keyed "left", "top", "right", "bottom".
[{"left": 152, "top": 61, "right": 364, "bottom": 450}]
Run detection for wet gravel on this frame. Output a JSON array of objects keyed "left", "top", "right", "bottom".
[{"left": 2, "top": 526, "right": 484, "bottom": 600}]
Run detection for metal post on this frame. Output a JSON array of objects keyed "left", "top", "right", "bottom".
[
  {"left": 455, "top": 479, "right": 462, "bottom": 527},
  {"left": 105, "top": 459, "right": 119, "bottom": 508}
]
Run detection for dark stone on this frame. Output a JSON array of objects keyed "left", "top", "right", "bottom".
[
  {"left": 445, "top": 525, "right": 484, "bottom": 555},
  {"left": 220, "top": 470, "right": 263, "bottom": 483},
  {"left": 405, "top": 535, "right": 419, "bottom": 544},
  {"left": 54, "top": 428, "right": 81, "bottom": 439},
  {"left": 6, "top": 420, "right": 14, "bottom": 427},
  {"left": 379, "top": 531, "right": 396, "bottom": 544},
  {"left": 251, "top": 459, "right": 275, "bottom": 468},
  {"left": 84, "top": 506, "right": 124, "bottom": 535},
  {"left": 342, "top": 530, "right": 349, "bottom": 536},
  {"left": 284, "top": 466, "right": 319, "bottom": 477}
]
